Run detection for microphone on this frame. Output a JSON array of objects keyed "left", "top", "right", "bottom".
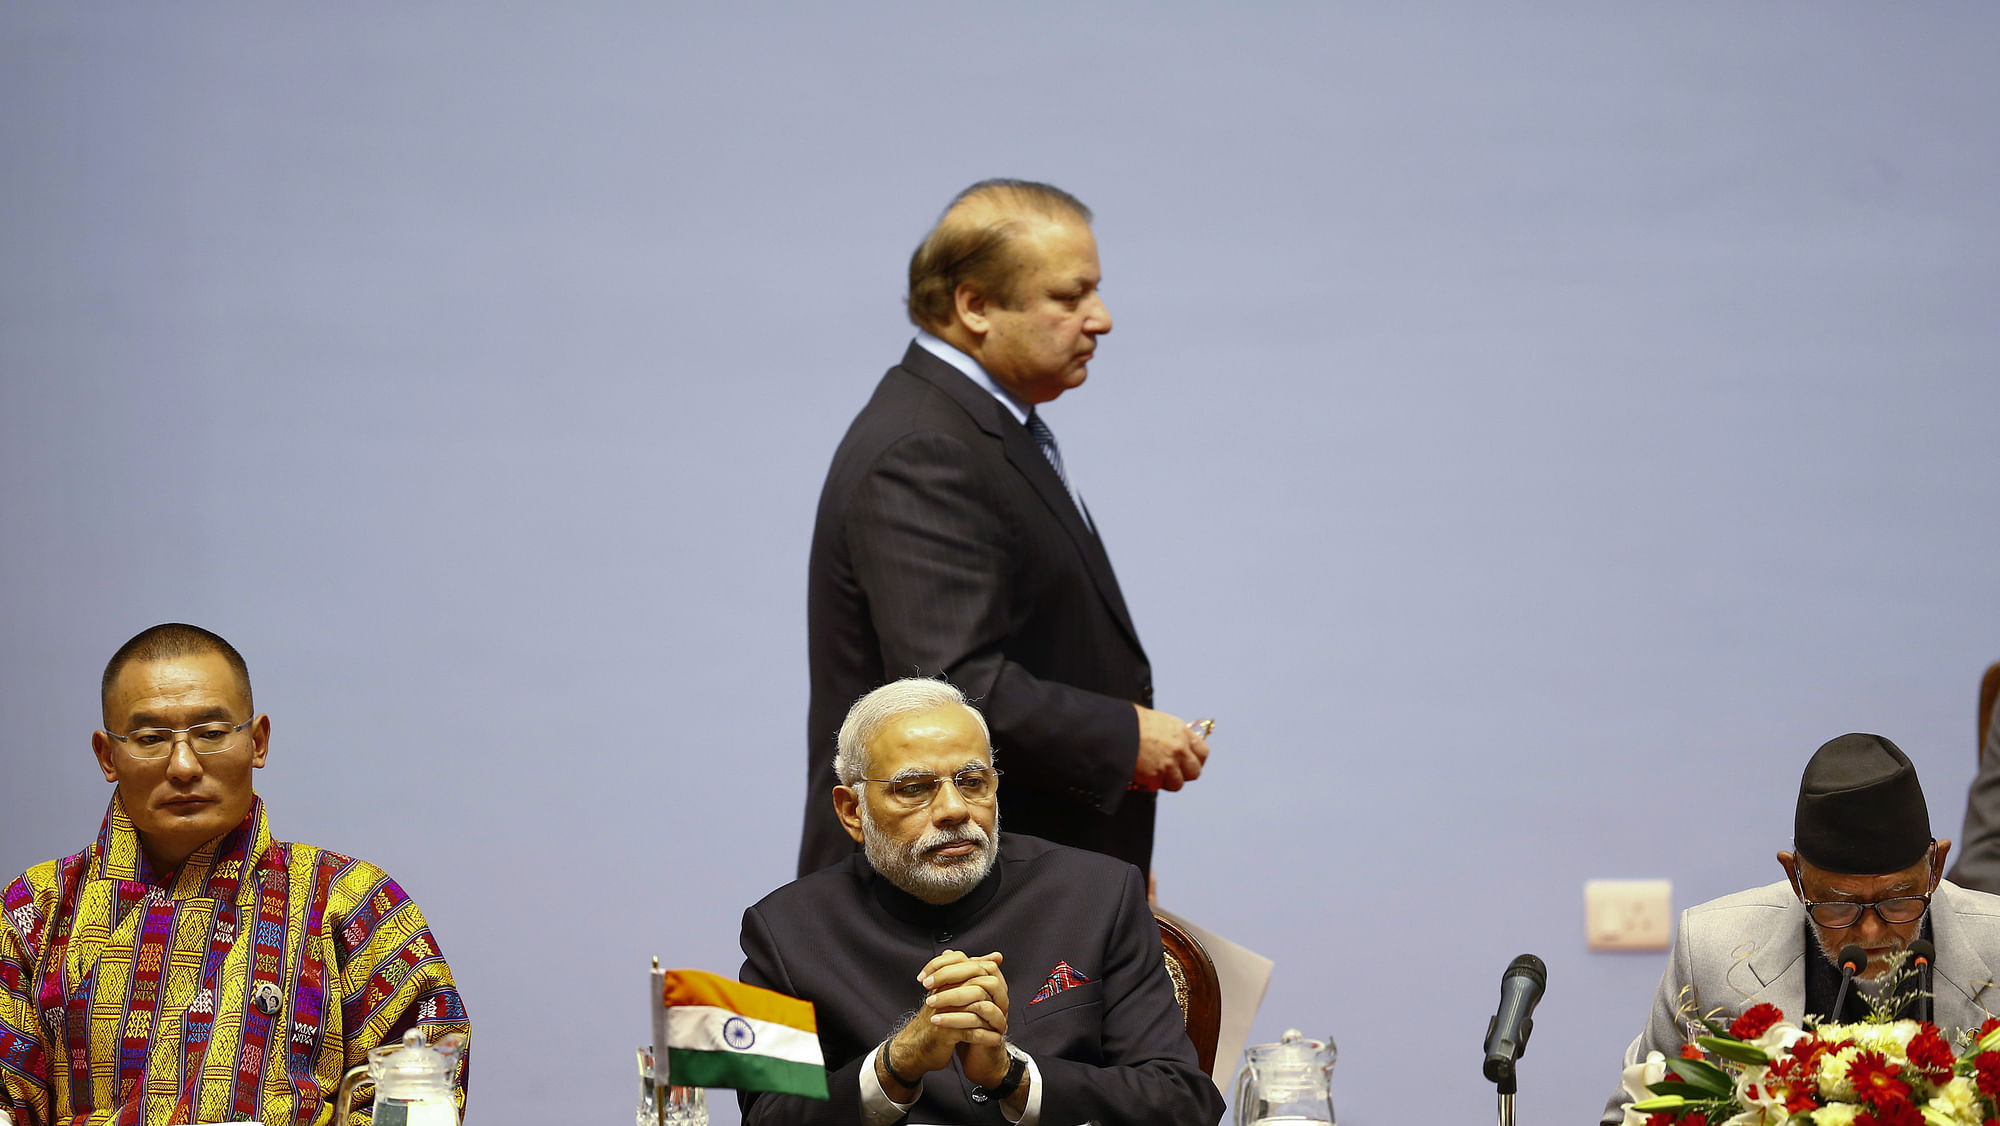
[
  {"left": 1908, "top": 939, "right": 1936, "bottom": 1024},
  {"left": 1482, "top": 954, "right": 1547, "bottom": 1088},
  {"left": 1831, "top": 944, "right": 1867, "bottom": 1020}
]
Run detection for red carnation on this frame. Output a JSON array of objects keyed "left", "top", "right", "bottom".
[
  {"left": 1908, "top": 1024, "right": 1956, "bottom": 1084},
  {"left": 1845, "top": 1050, "right": 1912, "bottom": 1107},
  {"left": 1977, "top": 1050, "right": 2000, "bottom": 1098},
  {"left": 1729, "top": 1003, "right": 1785, "bottom": 1041},
  {"left": 1680, "top": 1042, "right": 1706, "bottom": 1060}
]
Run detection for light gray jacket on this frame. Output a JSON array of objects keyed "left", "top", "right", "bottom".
[{"left": 1601, "top": 878, "right": 2000, "bottom": 1125}]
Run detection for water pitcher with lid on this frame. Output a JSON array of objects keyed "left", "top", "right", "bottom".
[
  {"left": 333, "top": 1028, "right": 465, "bottom": 1126},
  {"left": 1233, "top": 1028, "right": 1336, "bottom": 1126}
]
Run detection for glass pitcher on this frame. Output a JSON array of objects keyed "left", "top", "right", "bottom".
[
  {"left": 1233, "top": 1029, "right": 1336, "bottom": 1126},
  {"left": 334, "top": 1029, "right": 465, "bottom": 1126}
]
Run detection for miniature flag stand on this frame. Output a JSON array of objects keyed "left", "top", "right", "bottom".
[{"left": 647, "top": 958, "right": 829, "bottom": 1113}]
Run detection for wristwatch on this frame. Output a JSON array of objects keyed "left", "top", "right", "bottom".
[{"left": 971, "top": 1044, "right": 1029, "bottom": 1103}]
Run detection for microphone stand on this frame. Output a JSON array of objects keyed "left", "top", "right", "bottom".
[
  {"left": 1494, "top": 1070, "right": 1516, "bottom": 1126},
  {"left": 1831, "top": 945, "right": 1866, "bottom": 1023}
]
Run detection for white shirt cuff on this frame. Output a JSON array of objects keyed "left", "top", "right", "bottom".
[
  {"left": 860, "top": 1042, "right": 920, "bottom": 1125},
  {"left": 1003, "top": 1047, "right": 1044, "bottom": 1125}
]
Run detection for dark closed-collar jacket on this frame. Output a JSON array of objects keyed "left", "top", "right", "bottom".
[{"left": 740, "top": 834, "right": 1222, "bottom": 1126}]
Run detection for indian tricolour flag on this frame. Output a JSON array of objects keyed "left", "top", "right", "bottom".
[{"left": 656, "top": 969, "right": 829, "bottom": 1100}]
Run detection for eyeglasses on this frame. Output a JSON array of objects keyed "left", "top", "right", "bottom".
[
  {"left": 1801, "top": 894, "right": 1932, "bottom": 929},
  {"left": 106, "top": 718, "right": 254, "bottom": 760},
  {"left": 1794, "top": 844, "right": 1938, "bottom": 928},
  {"left": 854, "top": 767, "right": 1001, "bottom": 810}
]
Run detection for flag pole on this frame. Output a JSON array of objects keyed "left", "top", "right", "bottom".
[{"left": 651, "top": 956, "right": 671, "bottom": 1097}]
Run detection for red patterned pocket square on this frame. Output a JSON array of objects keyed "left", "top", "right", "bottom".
[{"left": 1029, "top": 960, "right": 1093, "bottom": 1004}]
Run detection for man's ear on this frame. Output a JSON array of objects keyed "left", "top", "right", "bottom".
[
  {"left": 1932, "top": 839, "right": 1953, "bottom": 887},
  {"left": 833, "top": 785, "right": 866, "bottom": 845},
  {"left": 953, "top": 283, "right": 992, "bottom": 338},
  {"left": 248, "top": 714, "right": 271, "bottom": 769},
  {"left": 1777, "top": 850, "right": 1802, "bottom": 896},
  {"left": 91, "top": 730, "right": 119, "bottom": 784}
]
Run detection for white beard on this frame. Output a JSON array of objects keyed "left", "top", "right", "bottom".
[{"left": 859, "top": 803, "right": 1000, "bottom": 905}]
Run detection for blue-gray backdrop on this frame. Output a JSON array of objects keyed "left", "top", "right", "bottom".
[{"left": 3, "top": 4, "right": 1997, "bottom": 1124}]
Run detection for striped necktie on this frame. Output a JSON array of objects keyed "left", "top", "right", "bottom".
[{"left": 1026, "top": 410, "right": 1090, "bottom": 530}]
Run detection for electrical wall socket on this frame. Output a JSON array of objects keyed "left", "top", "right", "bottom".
[{"left": 1586, "top": 879, "right": 1673, "bottom": 951}]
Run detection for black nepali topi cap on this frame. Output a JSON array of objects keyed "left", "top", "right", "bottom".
[{"left": 1794, "top": 732, "right": 1932, "bottom": 875}]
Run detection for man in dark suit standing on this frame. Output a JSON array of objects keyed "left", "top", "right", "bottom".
[{"left": 801, "top": 179, "right": 1212, "bottom": 878}]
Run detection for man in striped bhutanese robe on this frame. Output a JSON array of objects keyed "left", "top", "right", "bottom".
[{"left": 0, "top": 623, "right": 468, "bottom": 1125}]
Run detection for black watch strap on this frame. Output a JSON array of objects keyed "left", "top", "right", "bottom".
[
  {"left": 882, "top": 1045, "right": 923, "bottom": 1091},
  {"left": 989, "top": 1048, "right": 1028, "bottom": 1100}
]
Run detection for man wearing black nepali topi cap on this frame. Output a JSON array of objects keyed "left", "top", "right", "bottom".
[
  {"left": 1784, "top": 733, "right": 1945, "bottom": 987},
  {"left": 1602, "top": 734, "right": 2000, "bottom": 1126}
]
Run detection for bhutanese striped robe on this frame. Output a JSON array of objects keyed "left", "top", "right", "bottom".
[{"left": 0, "top": 796, "right": 468, "bottom": 1125}]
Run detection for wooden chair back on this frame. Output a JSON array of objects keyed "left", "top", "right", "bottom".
[
  {"left": 1981, "top": 660, "right": 2000, "bottom": 757},
  {"left": 1154, "top": 907, "right": 1221, "bottom": 1076}
]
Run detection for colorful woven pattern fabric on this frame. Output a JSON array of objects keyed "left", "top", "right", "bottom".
[
  {"left": 1029, "top": 960, "right": 1093, "bottom": 1004},
  {"left": 0, "top": 796, "right": 469, "bottom": 1125}
]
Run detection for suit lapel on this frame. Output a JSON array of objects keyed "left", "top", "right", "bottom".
[
  {"left": 1745, "top": 934, "right": 1807, "bottom": 1018},
  {"left": 898, "top": 343, "right": 1145, "bottom": 653},
  {"left": 1728, "top": 896, "right": 1808, "bottom": 1019}
]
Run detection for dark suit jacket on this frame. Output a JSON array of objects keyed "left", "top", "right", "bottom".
[
  {"left": 801, "top": 341, "right": 1156, "bottom": 877},
  {"left": 1949, "top": 692, "right": 2000, "bottom": 892},
  {"left": 739, "top": 835, "right": 1223, "bottom": 1126}
]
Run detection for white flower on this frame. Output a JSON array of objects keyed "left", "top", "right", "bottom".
[
  {"left": 1618, "top": 1051, "right": 1669, "bottom": 1126},
  {"left": 1751, "top": 1021, "right": 1811, "bottom": 1059},
  {"left": 1835, "top": 1020, "right": 1920, "bottom": 1061},
  {"left": 1807, "top": 1102, "right": 1859, "bottom": 1126},
  {"left": 1735, "top": 1064, "right": 1787, "bottom": 1117},
  {"left": 1818, "top": 1044, "right": 1861, "bottom": 1100},
  {"left": 1926, "top": 1075, "right": 1983, "bottom": 1125}
]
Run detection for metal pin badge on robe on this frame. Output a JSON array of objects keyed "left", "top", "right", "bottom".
[{"left": 254, "top": 982, "right": 282, "bottom": 1016}]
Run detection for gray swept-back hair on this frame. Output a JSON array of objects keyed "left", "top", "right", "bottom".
[
  {"left": 833, "top": 677, "right": 993, "bottom": 784},
  {"left": 906, "top": 179, "right": 1092, "bottom": 334}
]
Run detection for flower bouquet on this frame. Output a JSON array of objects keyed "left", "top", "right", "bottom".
[{"left": 1621, "top": 1001, "right": 2000, "bottom": 1126}]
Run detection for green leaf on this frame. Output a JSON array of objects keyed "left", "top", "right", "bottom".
[
  {"left": 1661, "top": 1056, "right": 1735, "bottom": 1096},
  {"left": 1696, "top": 1036, "right": 1771, "bottom": 1066},
  {"left": 1647, "top": 1080, "right": 1724, "bottom": 1099}
]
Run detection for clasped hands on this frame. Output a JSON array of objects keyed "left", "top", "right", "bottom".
[{"left": 881, "top": 949, "right": 1013, "bottom": 1096}]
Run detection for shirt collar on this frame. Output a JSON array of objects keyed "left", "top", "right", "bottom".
[
  {"left": 913, "top": 331, "right": 1032, "bottom": 426},
  {"left": 93, "top": 791, "right": 272, "bottom": 902},
  {"left": 864, "top": 843, "right": 1008, "bottom": 930}
]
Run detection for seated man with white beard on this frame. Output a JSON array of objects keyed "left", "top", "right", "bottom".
[
  {"left": 738, "top": 679, "right": 1223, "bottom": 1126},
  {"left": 1602, "top": 732, "right": 2000, "bottom": 1124}
]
